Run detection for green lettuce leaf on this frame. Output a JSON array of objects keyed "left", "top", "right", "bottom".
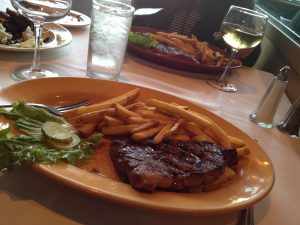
[
  {"left": 128, "top": 32, "right": 159, "bottom": 49},
  {"left": 0, "top": 101, "right": 102, "bottom": 171}
]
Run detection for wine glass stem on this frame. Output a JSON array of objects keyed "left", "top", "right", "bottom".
[
  {"left": 32, "top": 22, "right": 43, "bottom": 72},
  {"left": 219, "top": 48, "right": 238, "bottom": 83}
]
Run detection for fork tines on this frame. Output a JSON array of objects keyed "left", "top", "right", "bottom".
[{"left": 56, "top": 99, "right": 92, "bottom": 112}]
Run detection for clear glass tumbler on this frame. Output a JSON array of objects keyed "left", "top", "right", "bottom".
[{"left": 86, "top": 0, "right": 135, "bottom": 80}]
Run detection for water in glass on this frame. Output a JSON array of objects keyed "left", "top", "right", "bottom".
[{"left": 86, "top": 0, "right": 134, "bottom": 80}]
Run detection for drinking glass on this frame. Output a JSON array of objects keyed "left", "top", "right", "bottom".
[
  {"left": 10, "top": 0, "right": 72, "bottom": 81},
  {"left": 207, "top": 6, "right": 268, "bottom": 92},
  {"left": 86, "top": 0, "right": 134, "bottom": 80}
]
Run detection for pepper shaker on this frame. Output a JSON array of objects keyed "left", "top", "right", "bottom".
[
  {"left": 277, "top": 96, "right": 300, "bottom": 137},
  {"left": 249, "top": 66, "right": 291, "bottom": 128}
]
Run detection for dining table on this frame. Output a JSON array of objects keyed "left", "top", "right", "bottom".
[{"left": 0, "top": 2, "right": 300, "bottom": 225}]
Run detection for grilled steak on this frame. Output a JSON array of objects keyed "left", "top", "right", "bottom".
[
  {"left": 153, "top": 43, "right": 200, "bottom": 63},
  {"left": 110, "top": 138, "right": 237, "bottom": 192}
]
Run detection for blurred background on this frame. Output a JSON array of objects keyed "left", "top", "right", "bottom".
[{"left": 45, "top": 0, "right": 300, "bottom": 103}]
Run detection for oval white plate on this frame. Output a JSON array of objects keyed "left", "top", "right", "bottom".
[
  {"left": 0, "top": 77, "right": 275, "bottom": 215},
  {"left": 55, "top": 10, "right": 91, "bottom": 28},
  {"left": 0, "top": 23, "right": 72, "bottom": 52}
]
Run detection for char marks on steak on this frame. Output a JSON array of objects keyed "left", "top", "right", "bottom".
[
  {"left": 153, "top": 43, "right": 200, "bottom": 64},
  {"left": 110, "top": 138, "right": 237, "bottom": 192}
]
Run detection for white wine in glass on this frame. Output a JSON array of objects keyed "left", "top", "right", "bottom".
[
  {"left": 207, "top": 6, "right": 268, "bottom": 92},
  {"left": 10, "top": 0, "right": 72, "bottom": 81}
]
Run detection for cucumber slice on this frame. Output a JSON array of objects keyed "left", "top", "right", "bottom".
[
  {"left": 47, "top": 133, "right": 81, "bottom": 150},
  {"left": 42, "top": 121, "right": 72, "bottom": 144}
]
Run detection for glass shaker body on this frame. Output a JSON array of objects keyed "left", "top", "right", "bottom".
[
  {"left": 277, "top": 96, "right": 300, "bottom": 137},
  {"left": 249, "top": 66, "right": 290, "bottom": 128}
]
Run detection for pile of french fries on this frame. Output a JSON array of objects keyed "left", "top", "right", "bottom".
[
  {"left": 63, "top": 88, "right": 250, "bottom": 159},
  {"left": 148, "top": 31, "right": 224, "bottom": 66}
]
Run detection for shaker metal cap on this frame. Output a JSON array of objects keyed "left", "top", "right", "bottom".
[{"left": 276, "top": 66, "right": 291, "bottom": 81}]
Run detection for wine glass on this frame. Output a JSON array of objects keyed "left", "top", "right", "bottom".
[
  {"left": 10, "top": 0, "right": 72, "bottom": 81},
  {"left": 207, "top": 6, "right": 268, "bottom": 92}
]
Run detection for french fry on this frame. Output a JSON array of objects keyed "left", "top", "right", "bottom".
[
  {"left": 153, "top": 122, "right": 174, "bottom": 144},
  {"left": 155, "top": 106, "right": 185, "bottom": 117},
  {"left": 188, "top": 109, "right": 231, "bottom": 148},
  {"left": 102, "top": 124, "right": 138, "bottom": 135},
  {"left": 228, "top": 136, "right": 246, "bottom": 149},
  {"left": 97, "top": 121, "right": 106, "bottom": 130},
  {"left": 192, "top": 134, "right": 209, "bottom": 143},
  {"left": 66, "top": 108, "right": 115, "bottom": 127},
  {"left": 164, "top": 118, "right": 185, "bottom": 137},
  {"left": 185, "top": 122, "right": 216, "bottom": 143},
  {"left": 173, "top": 127, "right": 188, "bottom": 135},
  {"left": 184, "top": 122, "right": 204, "bottom": 135},
  {"left": 170, "top": 102, "right": 189, "bottom": 110},
  {"left": 140, "top": 110, "right": 176, "bottom": 122},
  {"left": 214, "top": 51, "right": 224, "bottom": 66},
  {"left": 159, "top": 32, "right": 194, "bottom": 44},
  {"left": 126, "top": 117, "right": 155, "bottom": 124},
  {"left": 156, "top": 31, "right": 169, "bottom": 37},
  {"left": 169, "top": 37, "right": 196, "bottom": 53},
  {"left": 236, "top": 147, "right": 251, "bottom": 158},
  {"left": 166, "top": 134, "right": 191, "bottom": 142},
  {"left": 141, "top": 106, "right": 156, "bottom": 111},
  {"left": 133, "top": 109, "right": 152, "bottom": 115},
  {"left": 132, "top": 126, "right": 163, "bottom": 142},
  {"left": 125, "top": 102, "right": 146, "bottom": 111},
  {"left": 131, "top": 120, "right": 160, "bottom": 133},
  {"left": 203, "top": 166, "right": 236, "bottom": 191},
  {"left": 63, "top": 88, "right": 140, "bottom": 117},
  {"left": 115, "top": 103, "right": 142, "bottom": 118},
  {"left": 170, "top": 33, "right": 196, "bottom": 43},
  {"left": 78, "top": 122, "right": 97, "bottom": 138},
  {"left": 191, "top": 134, "right": 216, "bottom": 143},
  {"left": 203, "top": 128, "right": 217, "bottom": 141},
  {"left": 103, "top": 116, "right": 124, "bottom": 127},
  {"left": 196, "top": 41, "right": 208, "bottom": 62},
  {"left": 147, "top": 99, "right": 210, "bottom": 126}
]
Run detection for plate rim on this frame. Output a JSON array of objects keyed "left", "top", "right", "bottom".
[
  {"left": 0, "top": 23, "right": 73, "bottom": 52},
  {"left": 0, "top": 77, "right": 275, "bottom": 215}
]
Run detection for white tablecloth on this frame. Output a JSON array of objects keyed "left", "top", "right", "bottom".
[{"left": 0, "top": 2, "right": 300, "bottom": 225}]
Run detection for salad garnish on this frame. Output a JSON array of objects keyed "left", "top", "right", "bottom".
[
  {"left": 0, "top": 101, "right": 102, "bottom": 171},
  {"left": 128, "top": 31, "right": 159, "bottom": 49}
]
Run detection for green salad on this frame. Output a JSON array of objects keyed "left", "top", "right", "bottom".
[
  {"left": 128, "top": 31, "right": 159, "bottom": 49},
  {"left": 0, "top": 24, "right": 12, "bottom": 44},
  {"left": 0, "top": 101, "right": 102, "bottom": 171}
]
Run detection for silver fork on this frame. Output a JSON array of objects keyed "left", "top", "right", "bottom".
[
  {"left": 0, "top": 99, "right": 91, "bottom": 116},
  {"left": 236, "top": 206, "right": 254, "bottom": 225}
]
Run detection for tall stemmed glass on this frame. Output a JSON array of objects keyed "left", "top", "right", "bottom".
[
  {"left": 207, "top": 6, "right": 268, "bottom": 92},
  {"left": 10, "top": 0, "right": 72, "bottom": 81}
]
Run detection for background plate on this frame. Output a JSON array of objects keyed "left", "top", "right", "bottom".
[
  {"left": 55, "top": 10, "right": 91, "bottom": 28},
  {"left": 0, "top": 77, "right": 274, "bottom": 215},
  {"left": 0, "top": 23, "right": 72, "bottom": 52},
  {"left": 127, "top": 26, "right": 242, "bottom": 74}
]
